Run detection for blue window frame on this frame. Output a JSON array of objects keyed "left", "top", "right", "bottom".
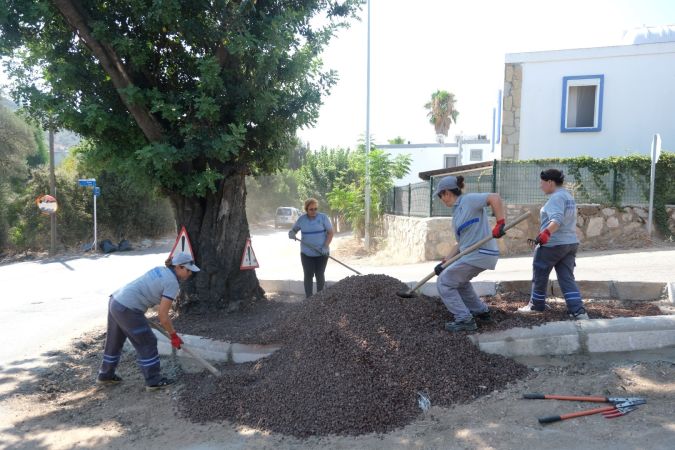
[{"left": 561, "top": 75, "right": 604, "bottom": 132}]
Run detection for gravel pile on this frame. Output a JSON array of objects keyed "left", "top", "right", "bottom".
[{"left": 178, "top": 275, "right": 529, "bottom": 437}]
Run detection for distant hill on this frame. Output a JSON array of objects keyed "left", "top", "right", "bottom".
[{"left": 1, "top": 96, "right": 81, "bottom": 157}]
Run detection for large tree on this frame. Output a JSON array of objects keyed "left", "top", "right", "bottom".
[
  {"left": 0, "top": 0, "right": 360, "bottom": 309},
  {"left": 424, "top": 89, "right": 459, "bottom": 143}
]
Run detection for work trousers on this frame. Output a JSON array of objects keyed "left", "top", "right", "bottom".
[
  {"left": 531, "top": 243, "right": 584, "bottom": 314},
  {"left": 300, "top": 253, "right": 329, "bottom": 298},
  {"left": 98, "top": 297, "right": 162, "bottom": 386},
  {"left": 437, "top": 262, "right": 489, "bottom": 322}
]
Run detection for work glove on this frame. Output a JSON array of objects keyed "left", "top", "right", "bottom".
[
  {"left": 535, "top": 229, "right": 551, "bottom": 246},
  {"left": 320, "top": 246, "right": 329, "bottom": 256},
  {"left": 492, "top": 219, "right": 506, "bottom": 238},
  {"left": 170, "top": 332, "right": 183, "bottom": 350},
  {"left": 434, "top": 262, "right": 445, "bottom": 276},
  {"left": 288, "top": 230, "right": 296, "bottom": 240}
]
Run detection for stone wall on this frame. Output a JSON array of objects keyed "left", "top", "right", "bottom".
[
  {"left": 501, "top": 63, "right": 522, "bottom": 160},
  {"left": 382, "top": 204, "right": 674, "bottom": 262}
]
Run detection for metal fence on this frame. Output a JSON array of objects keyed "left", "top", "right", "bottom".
[{"left": 385, "top": 160, "right": 653, "bottom": 217}]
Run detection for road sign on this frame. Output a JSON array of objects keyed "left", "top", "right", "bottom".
[
  {"left": 169, "top": 226, "right": 195, "bottom": 261},
  {"left": 94, "top": 186, "right": 101, "bottom": 197},
  {"left": 240, "top": 238, "right": 259, "bottom": 270},
  {"left": 78, "top": 178, "right": 96, "bottom": 187}
]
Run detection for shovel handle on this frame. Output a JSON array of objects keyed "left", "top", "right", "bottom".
[
  {"left": 408, "top": 211, "right": 532, "bottom": 294},
  {"left": 295, "top": 238, "right": 362, "bottom": 275},
  {"left": 148, "top": 320, "right": 222, "bottom": 377}
]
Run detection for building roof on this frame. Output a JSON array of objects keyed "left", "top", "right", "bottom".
[
  {"left": 505, "top": 40, "right": 675, "bottom": 64},
  {"left": 622, "top": 25, "right": 675, "bottom": 45},
  {"left": 417, "top": 160, "right": 493, "bottom": 180}
]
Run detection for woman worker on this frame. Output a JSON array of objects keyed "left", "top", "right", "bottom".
[
  {"left": 434, "top": 175, "right": 507, "bottom": 332},
  {"left": 288, "top": 198, "right": 334, "bottom": 298}
]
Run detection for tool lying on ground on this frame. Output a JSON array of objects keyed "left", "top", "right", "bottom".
[
  {"left": 396, "top": 211, "right": 531, "bottom": 298},
  {"left": 292, "top": 237, "right": 362, "bottom": 275},
  {"left": 523, "top": 393, "right": 647, "bottom": 424},
  {"left": 148, "top": 320, "right": 222, "bottom": 377}
]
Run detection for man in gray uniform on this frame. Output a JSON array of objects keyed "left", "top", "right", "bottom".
[{"left": 97, "top": 252, "right": 199, "bottom": 391}]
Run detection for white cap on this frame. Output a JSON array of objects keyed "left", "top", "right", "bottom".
[{"left": 171, "top": 252, "right": 200, "bottom": 272}]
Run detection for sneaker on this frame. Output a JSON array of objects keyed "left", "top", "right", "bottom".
[
  {"left": 516, "top": 302, "right": 550, "bottom": 314},
  {"left": 473, "top": 310, "right": 495, "bottom": 324},
  {"left": 145, "top": 377, "right": 175, "bottom": 392},
  {"left": 569, "top": 308, "right": 589, "bottom": 320},
  {"left": 445, "top": 318, "right": 478, "bottom": 332},
  {"left": 96, "top": 374, "right": 123, "bottom": 386}
]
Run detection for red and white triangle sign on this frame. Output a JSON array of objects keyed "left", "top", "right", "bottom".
[
  {"left": 240, "top": 238, "right": 259, "bottom": 270},
  {"left": 169, "top": 225, "right": 195, "bottom": 261}
]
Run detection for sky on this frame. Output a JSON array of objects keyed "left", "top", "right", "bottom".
[{"left": 2, "top": 0, "right": 675, "bottom": 149}]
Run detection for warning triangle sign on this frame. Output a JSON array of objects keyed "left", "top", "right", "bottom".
[
  {"left": 240, "top": 238, "right": 259, "bottom": 270},
  {"left": 169, "top": 226, "right": 195, "bottom": 261}
]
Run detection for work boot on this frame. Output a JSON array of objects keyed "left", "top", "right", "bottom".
[
  {"left": 516, "top": 302, "right": 549, "bottom": 314},
  {"left": 445, "top": 317, "right": 478, "bottom": 332},
  {"left": 569, "top": 308, "right": 589, "bottom": 320},
  {"left": 473, "top": 309, "right": 495, "bottom": 324},
  {"left": 145, "top": 377, "right": 175, "bottom": 392},
  {"left": 96, "top": 374, "right": 123, "bottom": 386}
]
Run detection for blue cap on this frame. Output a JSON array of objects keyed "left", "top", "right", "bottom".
[{"left": 433, "top": 176, "right": 459, "bottom": 197}]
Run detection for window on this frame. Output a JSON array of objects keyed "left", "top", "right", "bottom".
[
  {"left": 444, "top": 155, "right": 458, "bottom": 168},
  {"left": 470, "top": 149, "right": 483, "bottom": 161},
  {"left": 561, "top": 75, "right": 604, "bottom": 132}
]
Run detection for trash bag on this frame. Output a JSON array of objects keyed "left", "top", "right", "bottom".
[
  {"left": 99, "top": 239, "right": 118, "bottom": 254},
  {"left": 118, "top": 239, "right": 132, "bottom": 252}
]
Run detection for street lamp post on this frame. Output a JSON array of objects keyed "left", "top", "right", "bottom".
[{"left": 364, "top": 0, "right": 371, "bottom": 250}]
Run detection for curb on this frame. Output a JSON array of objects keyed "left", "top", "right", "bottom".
[
  {"left": 153, "top": 330, "right": 279, "bottom": 364},
  {"left": 260, "top": 279, "right": 669, "bottom": 301},
  {"left": 468, "top": 315, "right": 675, "bottom": 357}
]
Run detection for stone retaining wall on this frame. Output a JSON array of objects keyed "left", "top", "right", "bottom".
[{"left": 383, "top": 204, "right": 674, "bottom": 262}]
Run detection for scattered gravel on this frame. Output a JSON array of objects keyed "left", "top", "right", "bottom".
[{"left": 177, "top": 275, "right": 530, "bottom": 437}]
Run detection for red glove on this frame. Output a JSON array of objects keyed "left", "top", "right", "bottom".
[
  {"left": 170, "top": 332, "right": 183, "bottom": 349},
  {"left": 535, "top": 229, "right": 551, "bottom": 246},
  {"left": 492, "top": 219, "right": 506, "bottom": 238}
]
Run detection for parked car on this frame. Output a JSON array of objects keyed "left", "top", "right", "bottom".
[{"left": 274, "top": 206, "right": 301, "bottom": 228}]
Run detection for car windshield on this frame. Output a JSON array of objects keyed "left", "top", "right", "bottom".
[{"left": 277, "top": 208, "right": 293, "bottom": 216}]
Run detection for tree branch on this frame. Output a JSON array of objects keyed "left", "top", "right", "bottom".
[{"left": 51, "top": 0, "right": 165, "bottom": 142}]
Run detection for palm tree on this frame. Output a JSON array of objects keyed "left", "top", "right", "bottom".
[{"left": 424, "top": 90, "right": 459, "bottom": 143}]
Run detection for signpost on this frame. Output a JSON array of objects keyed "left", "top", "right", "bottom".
[
  {"left": 78, "top": 178, "right": 98, "bottom": 251},
  {"left": 647, "top": 134, "right": 661, "bottom": 236}
]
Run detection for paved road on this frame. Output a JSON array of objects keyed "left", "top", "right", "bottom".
[{"left": 2, "top": 228, "right": 673, "bottom": 370}]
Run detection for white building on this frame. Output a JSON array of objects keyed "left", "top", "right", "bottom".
[
  {"left": 501, "top": 26, "right": 675, "bottom": 160},
  {"left": 380, "top": 136, "right": 496, "bottom": 185}
]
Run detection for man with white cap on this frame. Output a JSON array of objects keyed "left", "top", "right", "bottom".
[
  {"left": 433, "top": 175, "right": 506, "bottom": 332},
  {"left": 96, "top": 252, "right": 199, "bottom": 391}
]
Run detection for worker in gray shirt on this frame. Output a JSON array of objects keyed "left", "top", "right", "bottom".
[
  {"left": 434, "top": 175, "right": 507, "bottom": 332},
  {"left": 518, "top": 169, "right": 588, "bottom": 320},
  {"left": 96, "top": 252, "right": 200, "bottom": 391}
]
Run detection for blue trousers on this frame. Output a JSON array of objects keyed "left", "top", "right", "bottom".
[
  {"left": 98, "top": 297, "right": 162, "bottom": 386},
  {"left": 531, "top": 244, "right": 584, "bottom": 314}
]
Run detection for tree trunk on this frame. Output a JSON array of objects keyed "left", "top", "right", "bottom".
[{"left": 169, "top": 172, "right": 264, "bottom": 311}]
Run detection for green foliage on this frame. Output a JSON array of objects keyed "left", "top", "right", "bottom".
[
  {"left": 327, "top": 144, "right": 411, "bottom": 236},
  {"left": 1, "top": 0, "right": 361, "bottom": 198},
  {"left": 518, "top": 153, "right": 675, "bottom": 239},
  {"left": 297, "top": 146, "right": 352, "bottom": 220},
  {"left": 26, "top": 127, "right": 48, "bottom": 167},
  {"left": 424, "top": 90, "right": 459, "bottom": 139},
  {"left": 0, "top": 104, "right": 37, "bottom": 183},
  {"left": 388, "top": 136, "right": 406, "bottom": 145}
]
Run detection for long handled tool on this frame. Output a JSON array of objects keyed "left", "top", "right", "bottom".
[
  {"left": 293, "top": 237, "right": 362, "bottom": 275},
  {"left": 396, "top": 211, "right": 531, "bottom": 298},
  {"left": 523, "top": 393, "right": 647, "bottom": 424},
  {"left": 148, "top": 320, "right": 222, "bottom": 377}
]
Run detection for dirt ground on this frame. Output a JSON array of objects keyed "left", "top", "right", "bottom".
[{"left": 1, "top": 291, "right": 673, "bottom": 450}]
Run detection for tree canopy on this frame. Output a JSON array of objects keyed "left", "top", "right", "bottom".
[{"left": 424, "top": 90, "right": 459, "bottom": 143}]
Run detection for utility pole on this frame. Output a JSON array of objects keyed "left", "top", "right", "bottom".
[
  {"left": 48, "top": 129, "right": 56, "bottom": 255},
  {"left": 364, "top": 0, "right": 371, "bottom": 250}
]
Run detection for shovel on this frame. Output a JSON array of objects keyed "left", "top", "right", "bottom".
[
  {"left": 396, "top": 211, "right": 531, "bottom": 298},
  {"left": 148, "top": 320, "right": 222, "bottom": 377},
  {"left": 292, "top": 237, "right": 362, "bottom": 275}
]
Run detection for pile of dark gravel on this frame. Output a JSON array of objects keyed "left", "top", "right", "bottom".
[{"left": 177, "top": 274, "right": 529, "bottom": 437}]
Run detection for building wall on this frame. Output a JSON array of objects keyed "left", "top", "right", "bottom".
[
  {"left": 501, "top": 63, "right": 522, "bottom": 160},
  {"left": 508, "top": 42, "right": 675, "bottom": 160}
]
